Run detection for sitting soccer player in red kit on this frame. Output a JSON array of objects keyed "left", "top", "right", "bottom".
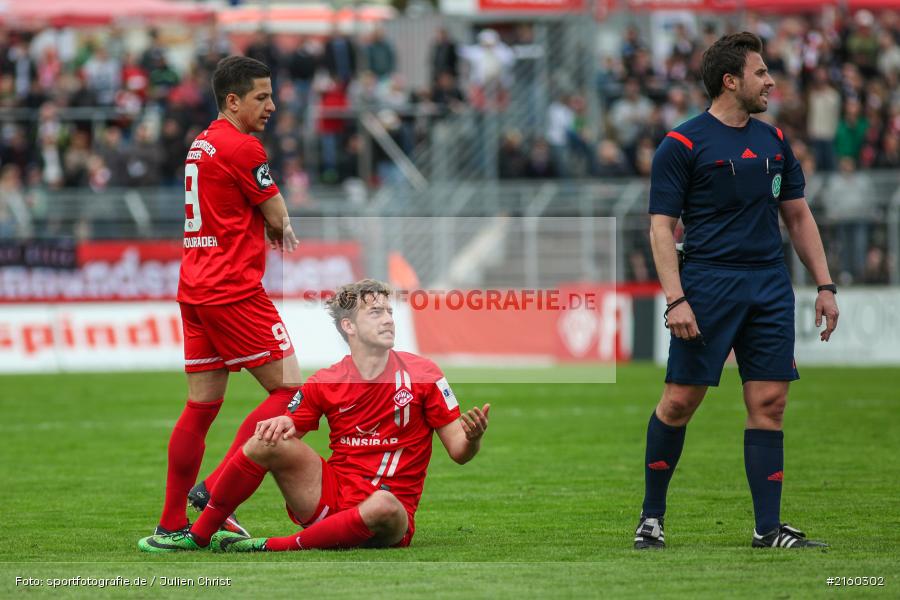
[{"left": 139, "top": 279, "right": 490, "bottom": 552}]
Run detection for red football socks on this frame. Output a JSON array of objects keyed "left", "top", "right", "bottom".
[
  {"left": 159, "top": 398, "right": 223, "bottom": 531},
  {"left": 190, "top": 449, "right": 268, "bottom": 546},
  {"left": 265, "top": 507, "right": 374, "bottom": 551},
  {"left": 204, "top": 386, "right": 300, "bottom": 489}
]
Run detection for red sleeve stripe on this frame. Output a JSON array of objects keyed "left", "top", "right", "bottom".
[
  {"left": 775, "top": 127, "right": 784, "bottom": 141},
  {"left": 666, "top": 131, "right": 694, "bottom": 150}
]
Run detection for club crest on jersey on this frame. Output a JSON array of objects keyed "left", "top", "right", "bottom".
[
  {"left": 393, "top": 388, "right": 414, "bottom": 407},
  {"left": 287, "top": 390, "right": 303, "bottom": 413},
  {"left": 253, "top": 162, "right": 274, "bottom": 190},
  {"left": 772, "top": 174, "right": 782, "bottom": 198}
]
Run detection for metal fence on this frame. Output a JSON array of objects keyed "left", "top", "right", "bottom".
[{"left": 2, "top": 174, "right": 897, "bottom": 286}]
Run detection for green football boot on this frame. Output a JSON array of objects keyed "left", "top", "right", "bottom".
[
  {"left": 138, "top": 530, "right": 204, "bottom": 553},
  {"left": 211, "top": 530, "right": 268, "bottom": 553}
]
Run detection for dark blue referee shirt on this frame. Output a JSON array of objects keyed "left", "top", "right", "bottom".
[{"left": 648, "top": 111, "right": 805, "bottom": 267}]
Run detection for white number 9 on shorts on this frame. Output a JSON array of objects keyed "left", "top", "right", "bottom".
[{"left": 272, "top": 323, "right": 292, "bottom": 351}]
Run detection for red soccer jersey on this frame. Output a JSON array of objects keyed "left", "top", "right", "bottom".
[
  {"left": 178, "top": 119, "right": 280, "bottom": 305},
  {"left": 289, "top": 350, "right": 461, "bottom": 516}
]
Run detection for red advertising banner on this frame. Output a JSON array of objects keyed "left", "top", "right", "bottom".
[
  {"left": 0, "top": 240, "right": 362, "bottom": 303},
  {"left": 478, "top": 0, "right": 586, "bottom": 12},
  {"left": 410, "top": 283, "right": 660, "bottom": 363},
  {"left": 623, "top": 0, "right": 738, "bottom": 11}
]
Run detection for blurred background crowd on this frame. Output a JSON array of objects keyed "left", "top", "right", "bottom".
[{"left": 1, "top": 4, "right": 898, "bottom": 283}]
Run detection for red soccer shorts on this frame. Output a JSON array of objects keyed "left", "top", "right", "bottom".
[
  {"left": 286, "top": 457, "right": 415, "bottom": 548},
  {"left": 180, "top": 290, "right": 295, "bottom": 373}
]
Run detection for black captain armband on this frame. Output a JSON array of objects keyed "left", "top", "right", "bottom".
[
  {"left": 817, "top": 284, "right": 837, "bottom": 295},
  {"left": 663, "top": 296, "right": 688, "bottom": 329}
]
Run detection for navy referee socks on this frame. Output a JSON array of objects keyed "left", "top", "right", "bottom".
[
  {"left": 642, "top": 412, "right": 687, "bottom": 518},
  {"left": 744, "top": 428, "right": 784, "bottom": 535}
]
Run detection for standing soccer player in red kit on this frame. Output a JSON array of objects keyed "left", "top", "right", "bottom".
[
  {"left": 150, "top": 56, "right": 304, "bottom": 538},
  {"left": 139, "top": 279, "right": 490, "bottom": 552}
]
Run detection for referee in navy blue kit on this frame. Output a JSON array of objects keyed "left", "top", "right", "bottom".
[{"left": 633, "top": 32, "right": 839, "bottom": 550}]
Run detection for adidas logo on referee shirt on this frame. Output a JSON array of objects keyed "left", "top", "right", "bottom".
[{"left": 741, "top": 148, "right": 757, "bottom": 159}]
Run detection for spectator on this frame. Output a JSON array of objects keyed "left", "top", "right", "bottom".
[
  {"left": 37, "top": 118, "right": 64, "bottom": 189},
  {"left": 877, "top": 30, "right": 900, "bottom": 78},
  {"left": 125, "top": 122, "right": 162, "bottom": 187},
  {"left": 834, "top": 97, "right": 870, "bottom": 162},
  {"left": 661, "top": 86, "right": 694, "bottom": 130},
  {"left": 85, "top": 154, "right": 111, "bottom": 192},
  {"left": 147, "top": 54, "right": 180, "bottom": 107},
  {"left": 498, "top": 129, "right": 527, "bottom": 179},
  {"left": 281, "top": 156, "right": 312, "bottom": 208},
  {"left": 546, "top": 94, "right": 574, "bottom": 177},
  {"left": 846, "top": 10, "right": 880, "bottom": 78},
  {"left": 620, "top": 25, "right": 646, "bottom": 78},
  {"left": 633, "top": 137, "right": 656, "bottom": 177},
  {"left": 7, "top": 36, "right": 35, "bottom": 100},
  {"left": 0, "top": 165, "right": 25, "bottom": 238},
  {"left": 244, "top": 30, "right": 281, "bottom": 79},
  {"left": 0, "top": 126, "right": 32, "bottom": 174},
  {"left": 121, "top": 52, "right": 150, "bottom": 104},
  {"left": 524, "top": 138, "right": 558, "bottom": 179},
  {"left": 670, "top": 23, "right": 696, "bottom": 63},
  {"left": 460, "top": 29, "right": 515, "bottom": 112},
  {"left": 807, "top": 67, "right": 841, "bottom": 171},
  {"left": 159, "top": 117, "right": 187, "bottom": 187},
  {"left": 431, "top": 72, "right": 465, "bottom": 115},
  {"left": 323, "top": 25, "right": 357, "bottom": 86},
  {"left": 592, "top": 139, "right": 631, "bottom": 178},
  {"left": 286, "top": 36, "right": 318, "bottom": 115},
  {"left": 139, "top": 29, "right": 167, "bottom": 74},
  {"left": 63, "top": 129, "right": 92, "bottom": 187},
  {"left": 773, "top": 80, "right": 806, "bottom": 140},
  {"left": 822, "top": 156, "right": 877, "bottom": 281},
  {"left": 365, "top": 26, "right": 396, "bottom": 81},
  {"left": 349, "top": 70, "right": 381, "bottom": 110},
  {"left": 874, "top": 131, "right": 900, "bottom": 169},
  {"left": 316, "top": 76, "right": 350, "bottom": 183},
  {"left": 36, "top": 46, "right": 62, "bottom": 93},
  {"left": 860, "top": 246, "right": 890, "bottom": 285},
  {"left": 430, "top": 27, "right": 459, "bottom": 82},
  {"left": 338, "top": 133, "right": 363, "bottom": 182},
  {"left": 94, "top": 126, "right": 128, "bottom": 187},
  {"left": 596, "top": 56, "right": 625, "bottom": 105},
  {"left": 609, "top": 78, "right": 653, "bottom": 167}
]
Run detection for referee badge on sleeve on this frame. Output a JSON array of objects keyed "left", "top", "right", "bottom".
[{"left": 772, "top": 174, "right": 782, "bottom": 198}]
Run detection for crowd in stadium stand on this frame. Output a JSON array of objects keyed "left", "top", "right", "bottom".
[
  {"left": 0, "top": 11, "right": 898, "bottom": 282},
  {"left": 515, "top": 9, "right": 900, "bottom": 182},
  {"left": 0, "top": 24, "right": 471, "bottom": 195}
]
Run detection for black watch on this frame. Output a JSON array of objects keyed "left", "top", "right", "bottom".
[{"left": 817, "top": 283, "right": 837, "bottom": 294}]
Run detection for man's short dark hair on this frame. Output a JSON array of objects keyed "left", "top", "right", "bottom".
[
  {"left": 212, "top": 56, "right": 271, "bottom": 111},
  {"left": 700, "top": 32, "right": 763, "bottom": 99}
]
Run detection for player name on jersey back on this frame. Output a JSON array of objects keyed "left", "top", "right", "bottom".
[
  {"left": 183, "top": 236, "right": 218, "bottom": 248},
  {"left": 187, "top": 139, "right": 217, "bottom": 161}
]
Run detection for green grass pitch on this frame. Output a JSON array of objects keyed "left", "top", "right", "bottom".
[{"left": 1, "top": 365, "right": 897, "bottom": 598}]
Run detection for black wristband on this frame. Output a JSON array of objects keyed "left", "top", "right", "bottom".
[
  {"left": 666, "top": 296, "right": 687, "bottom": 309},
  {"left": 663, "top": 296, "right": 688, "bottom": 329},
  {"left": 817, "top": 284, "right": 837, "bottom": 294}
]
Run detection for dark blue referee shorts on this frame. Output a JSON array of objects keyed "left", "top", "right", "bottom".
[{"left": 666, "top": 261, "right": 800, "bottom": 386}]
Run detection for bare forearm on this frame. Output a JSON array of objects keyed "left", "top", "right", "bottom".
[
  {"left": 259, "top": 194, "right": 291, "bottom": 233},
  {"left": 787, "top": 210, "right": 833, "bottom": 285},
  {"left": 450, "top": 438, "right": 480, "bottom": 465},
  {"left": 649, "top": 224, "right": 684, "bottom": 303}
]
